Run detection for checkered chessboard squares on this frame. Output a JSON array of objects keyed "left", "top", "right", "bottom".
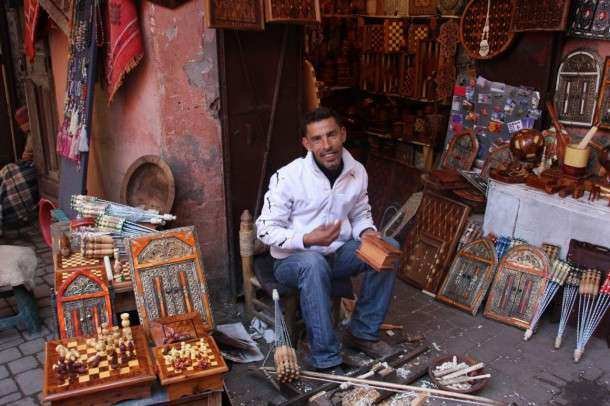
[
  {"left": 363, "top": 24, "right": 384, "bottom": 52},
  {"left": 60, "top": 252, "right": 102, "bottom": 270},
  {"left": 408, "top": 24, "right": 429, "bottom": 53},
  {"left": 384, "top": 20, "right": 406, "bottom": 53}
]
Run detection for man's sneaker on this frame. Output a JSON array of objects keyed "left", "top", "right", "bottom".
[{"left": 342, "top": 331, "right": 394, "bottom": 359}]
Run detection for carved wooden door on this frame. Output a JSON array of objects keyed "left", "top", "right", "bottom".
[
  {"left": 484, "top": 245, "right": 549, "bottom": 329},
  {"left": 219, "top": 24, "right": 305, "bottom": 296}
]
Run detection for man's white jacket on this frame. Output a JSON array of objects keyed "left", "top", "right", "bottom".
[{"left": 255, "top": 149, "right": 376, "bottom": 259}]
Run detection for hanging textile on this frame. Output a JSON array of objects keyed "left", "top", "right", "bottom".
[
  {"left": 56, "top": 0, "right": 98, "bottom": 162},
  {"left": 105, "top": 0, "right": 144, "bottom": 102},
  {"left": 24, "top": 0, "right": 41, "bottom": 62}
]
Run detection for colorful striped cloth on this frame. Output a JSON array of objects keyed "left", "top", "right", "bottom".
[{"left": 0, "top": 162, "right": 38, "bottom": 232}]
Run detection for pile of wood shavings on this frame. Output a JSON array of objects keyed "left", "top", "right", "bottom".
[{"left": 341, "top": 386, "right": 380, "bottom": 406}]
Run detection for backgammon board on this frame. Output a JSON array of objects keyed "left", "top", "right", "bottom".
[
  {"left": 55, "top": 268, "right": 113, "bottom": 339},
  {"left": 126, "top": 227, "right": 215, "bottom": 335},
  {"left": 437, "top": 239, "right": 498, "bottom": 315},
  {"left": 484, "top": 245, "right": 549, "bottom": 330},
  {"left": 153, "top": 335, "right": 228, "bottom": 400},
  {"left": 43, "top": 326, "right": 155, "bottom": 405}
]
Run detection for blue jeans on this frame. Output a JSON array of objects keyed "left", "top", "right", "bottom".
[{"left": 273, "top": 239, "right": 397, "bottom": 368}]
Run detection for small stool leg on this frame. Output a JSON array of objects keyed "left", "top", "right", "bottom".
[
  {"left": 13, "top": 285, "right": 41, "bottom": 333},
  {"left": 284, "top": 295, "right": 299, "bottom": 346}
]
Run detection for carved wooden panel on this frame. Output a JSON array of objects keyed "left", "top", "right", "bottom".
[
  {"left": 400, "top": 192, "right": 471, "bottom": 293},
  {"left": 595, "top": 57, "right": 610, "bottom": 129},
  {"left": 127, "top": 227, "right": 214, "bottom": 335},
  {"left": 484, "top": 245, "right": 549, "bottom": 329},
  {"left": 440, "top": 130, "right": 479, "bottom": 170},
  {"left": 204, "top": 0, "right": 265, "bottom": 31},
  {"left": 569, "top": 0, "right": 610, "bottom": 40},
  {"left": 510, "top": 0, "right": 571, "bottom": 32},
  {"left": 437, "top": 239, "right": 498, "bottom": 315},
  {"left": 460, "top": 0, "right": 516, "bottom": 60},
  {"left": 554, "top": 50, "right": 600, "bottom": 127},
  {"left": 264, "top": 0, "right": 321, "bottom": 24},
  {"left": 439, "top": 0, "right": 464, "bottom": 15},
  {"left": 56, "top": 269, "right": 113, "bottom": 339},
  {"left": 480, "top": 145, "right": 514, "bottom": 180}
]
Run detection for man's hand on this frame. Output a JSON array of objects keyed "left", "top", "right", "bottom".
[
  {"left": 303, "top": 220, "right": 341, "bottom": 247},
  {"left": 360, "top": 228, "right": 381, "bottom": 239}
]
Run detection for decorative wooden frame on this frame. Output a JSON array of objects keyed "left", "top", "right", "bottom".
[
  {"left": 437, "top": 239, "right": 498, "bottom": 315},
  {"left": 55, "top": 268, "right": 113, "bottom": 339},
  {"left": 409, "top": 0, "right": 438, "bottom": 16},
  {"left": 400, "top": 192, "right": 471, "bottom": 294},
  {"left": 595, "top": 57, "right": 610, "bottom": 130},
  {"left": 569, "top": 0, "right": 610, "bottom": 40},
  {"left": 481, "top": 144, "right": 514, "bottom": 179},
  {"left": 264, "top": 0, "right": 321, "bottom": 24},
  {"left": 127, "top": 227, "right": 214, "bottom": 336},
  {"left": 439, "top": 0, "right": 464, "bottom": 15},
  {"left": 204, "top": 0, "right": 265, "bottom": 31},
  {"left": 43, "top": 326, "right": 156, "bottom": 405},
  {"left": 441, "top": 130, "right": 479, "bottom": 170},
  {"left": 510, "top": 0, "right": 571, "bottom": 32},
  {"left": 460, "top": 0, "right": 516, "bottom": 60},
  {"left": 149, "top": 312, "right": 209, "bottom": 346},
  {"left": 555, "top": 50, "right": 601, "bottom": 127},
  {"left": 153, "top": 335, "right": 229, "bottom": 400},
  {"left": 484, "top": 245, "right": 549, "bottom": 330}
]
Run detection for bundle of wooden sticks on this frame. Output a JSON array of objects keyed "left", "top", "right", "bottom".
[{"left": 431, "top": 357, "right": 489, "bottom": 391}]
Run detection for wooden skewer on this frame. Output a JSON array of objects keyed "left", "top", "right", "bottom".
[
  {"left": 261, "top": 368, "right": 508, "bottom": 405},
  {"left": 440, "top": 373, "right": 492, "bottom": 385}
]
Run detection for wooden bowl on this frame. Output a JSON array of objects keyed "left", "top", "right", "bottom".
[
  {"left": 428, "top": 355, "right": 488, "bottom": 394},
  {"left": 120, "top": 155, "right": 175, "bottom": 214},
  {"left": 510, "top": 129, "right": 544, "bottom": 163}
]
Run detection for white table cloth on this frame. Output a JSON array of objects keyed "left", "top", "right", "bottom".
[{"left": 483, "top": 180, "right": 610, "bottom": 260}]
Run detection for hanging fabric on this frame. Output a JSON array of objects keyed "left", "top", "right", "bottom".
[
  {"left": 104, "top": 0, "right": 144, "bottom": 102},
  {"left": 56, "top": 0, "right": 98, "bottom": 162},
  {"left": 24, "top": 0, "right": 41, "bottom": 62}
]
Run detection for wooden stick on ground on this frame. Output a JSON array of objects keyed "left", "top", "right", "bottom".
[{"left": 262, "top": 368, "right": 508, "bottom": 406}]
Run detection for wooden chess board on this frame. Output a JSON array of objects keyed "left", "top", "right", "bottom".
[
  {"left": 55, "top": 251, "right": 103, "bottom": 272},
  {"left": 153, "top": 335, "right": 228, "bottom": 400},
  {"left": 43, "top": 326, "right": 155, "bottom": 405}
]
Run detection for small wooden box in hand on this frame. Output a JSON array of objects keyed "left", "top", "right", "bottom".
[{"left": 356, "top": 234, "right": 402, "bottom": 272}]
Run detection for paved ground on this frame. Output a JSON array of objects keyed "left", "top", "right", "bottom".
[
  {"left": 1, "top": 226, "right": 609, "bottom": 405},
  {"left": 0, "top": 226, "right": 55, "bottom": 405}
]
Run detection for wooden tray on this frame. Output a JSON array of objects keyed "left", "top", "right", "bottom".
[
  {"left": 153, "top": 335, "right": 229, "bottom": 400},
  {"left": 43, "top": 326, "right": 155, "bottom": 406}
]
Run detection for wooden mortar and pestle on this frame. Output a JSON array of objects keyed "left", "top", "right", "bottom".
[{"left": 562, "top": 125, "right": 598, "bottom": 178}]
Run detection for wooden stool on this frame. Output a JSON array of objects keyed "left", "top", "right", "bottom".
[
  {"left": 239, "top": 211, "right": 352, "bottom": 345},
  {"left": 0, "top": 245, "right": 41, "bottom": 333},
  {"left": 0, "top": 285, "right": 41, "bottom": 333}
]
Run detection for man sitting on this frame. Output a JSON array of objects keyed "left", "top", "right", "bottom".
[{"left": 255, "top": 107, "right": 396, "bottom": 371}]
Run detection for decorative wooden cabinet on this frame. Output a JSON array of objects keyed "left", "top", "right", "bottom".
[
  {"left": 55, "top": 268, "right": 113, "bottom": 339},
  {"left": 437, "top": 239, "right": 498, "bottom": 315},
  {"left": 126, "top": 227, "right": 214, "bottom": 335},
  {"left": 484, "top": 245, "right": 549, "bottom": 330},
  {"left": 400, "top": 192, "right": 471, "bottom": 294}
]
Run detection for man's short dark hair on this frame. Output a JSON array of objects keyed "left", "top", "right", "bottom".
[{"left": 301, "top": 107, "right": 343, "bottom": 138}]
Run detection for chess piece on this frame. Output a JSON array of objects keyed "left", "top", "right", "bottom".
[{"left": 60, "top": 233, "right": 71, "bottom": 257}]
